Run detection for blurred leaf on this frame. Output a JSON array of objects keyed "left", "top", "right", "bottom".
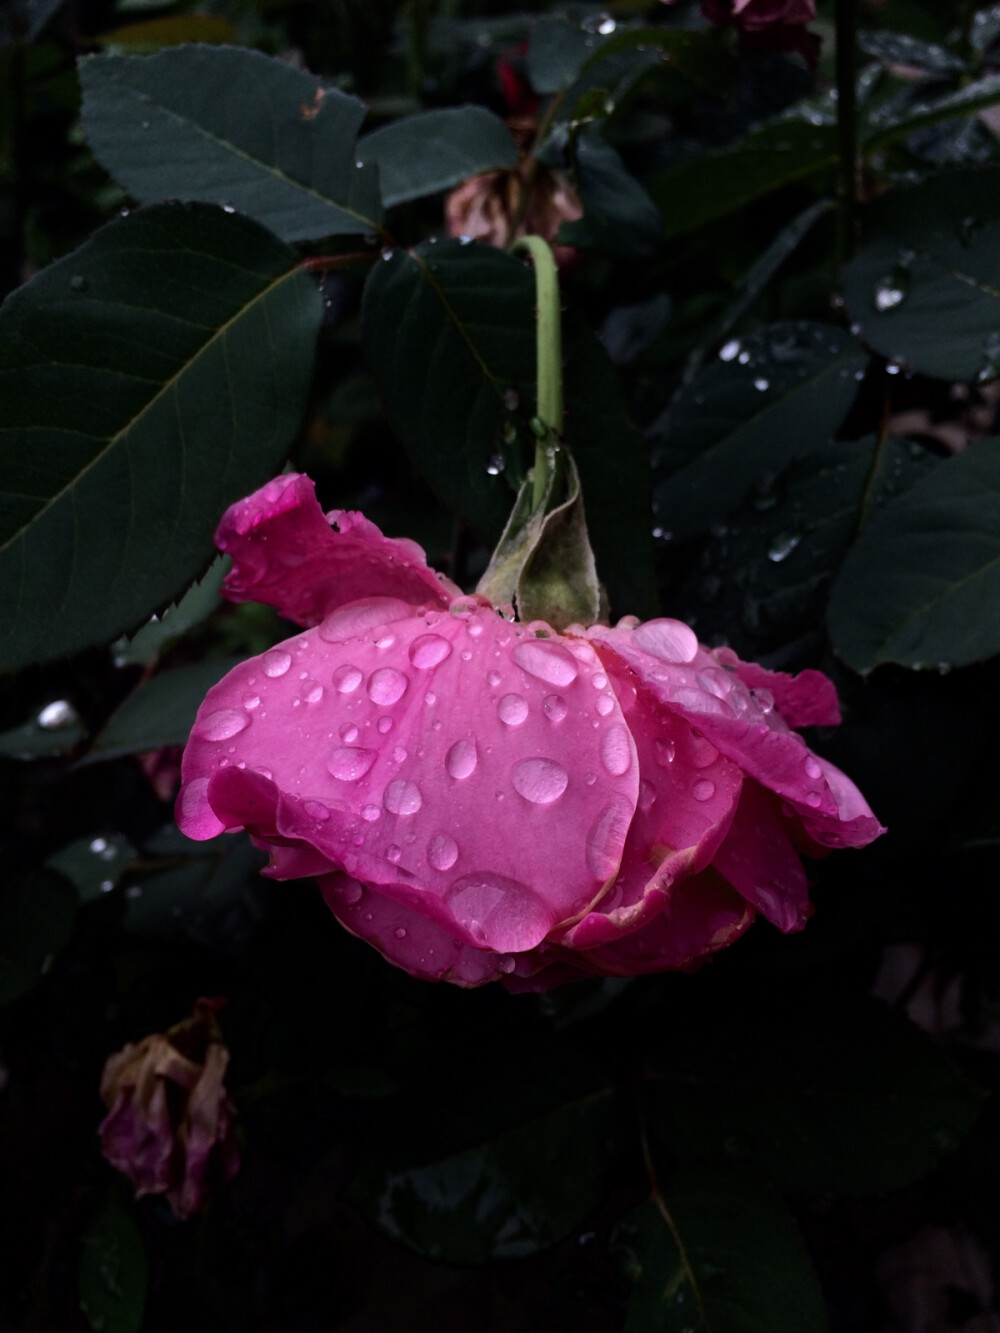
[
  {"left": 527, "top": 15, "right": 599, "bottom": 94},
  {"left": 123, "top": 837, "right": 267, "bottom": 950},
  {"left": 96, "top": 14, "right": 238, "bottom": 48},
  {"left": 652, "top": 120, "right": 838, "bottom": 242},
  {"left": 0, "top": 869, "right": 78, "bottom": 1007},
  {"left": 352, "top": 1088, "right": 616, "bottom": 1262},
  {"left": 577, "top": 26, "right": 736, "bottom": 98},
  {"left": 841, "top": 166, "right": 1000, "bottom": 382},
  {"left": 645, "top": 997, "right": 984, "bottom": 1196},
  {"left": 613, "top": 1171, "right": 828, "bottom": 1333},
  {"left": 600, "top": 292, "right": 672, "bottom": 368},
  {"left": 358, "top": 107, "right": 517, "bottom": 208},
  {"left": 79, "top": 47, "right": 381, "bottom": 242},
  {"left": 828, "top": 437, "right": 1000, "bottom": 672},
  {"left": 857, "top": 30, "right": 966, "bottom": 74},
  {"left": 864, "top": 73, "right": 1000, "bottom": 149},
  {"left": 111, "top": 557, "right": 228, "bottom": 667},
  {"left": 560, "top": 131, "right": 662, "bottom": 258},
  {"left": 48, "top": 833, "right": 137, "bottom": 903},
  {"left": 79, "top": 1193, "right": 148, "bottom": 1333},
  {"left": 87, "top": 656, "right": 243, "bottom": 761},
  {"left": 0, "top": 699, "right": 84, "bottom": 757},
  {"left": 0, "top": 203, "right": 322, "bottom": 674},
  {"left": 0, "top": 0, "right": 64, "bottom": 47},
  {"left": 653, "top": 322, "right": 866, "bottom": 542},
  {"left": 362, "top": 239, "right": 655, "bottom": 617}
]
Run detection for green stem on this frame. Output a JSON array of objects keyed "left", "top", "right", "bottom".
[
  {"left": 511, "top": 235, "right": 564, "bottom": 511},
  {"left": 834, "top": 0, "right": 859, "bottom": 262}
]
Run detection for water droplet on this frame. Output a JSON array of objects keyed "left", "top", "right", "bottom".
[
  {"left": 377, "top": 716, "right": 393, "bottom": 734},
  {"left": 767, "top": 531, "right": 802, "bottom": 563},
  {"left": 497, "top": 955, "right": 516, "bottom": 974},
  {"left": 693, "top": 778, "right": 716, "bottom": 802},
  {"left": 586, "top": 797, "right": 632, "bottom": 880},
  {"left": 327, "top": 747, "right": 377, "bottom": 781},
  {"left": 319, "top": 598, "right": 411, "bottom": 642},
  {"left": 409, "top": 634, "right": 452, "bottom": 669},
  {"left": 487, "top": 670, "right": 502, "bottom": 688},
  {"left": 331, "top": 663, "right": 362, "bottom": 693},
  {"left": 655, "top": 738, "right": 676, "bottom": 766},
  {"left": 361, "top": 804, "right": 381, "bottom": 822},
  {"left": 384, "top": 779, "right": 422, "bottom": 815},
  {"left": 339, "top": 722, "right": 359, "bottom": 743},
  {"left": 591, "top": 672, "right": 608, "bottom": 690},
  {"left": 753, "top": 377, "right": 770, "bottom": 392},
  {"left": 428, "top": 833, "right": 459, "bottom": 870},
  {"left": 70, "top": 274, "right": 88, "bottom": 292},
  {"left": 538, "top": 696, "right": 569, "bottom": 728},
  {"left": 242, "top": 694, "right": 261, "bottom": 710},
  {"left": 804, "top": 755, "right": 822, "bottom": 779},
  {"left": 367, "top": 667, "right": 408, "bottom": 705},
  {"left": 805, "top": 790, "right": 822, "bottom": 808},
  {"left": 386, "top": 844, "right": 402, "bottom": 862},
  {"left": 600, "top": 725, "right": 632, "bottom": 777},
  {"left": 197, "top": 708, "right": 250, "bottom": 741},
  {"left": 633, "top": 618, "right": 699, "bottom": 664},
  {"left": 37, "top": 700, "right": 78, "bottom": 730},
  {"left": 486, "top": 454, "right": 505, "bottom": 476},
  {"left": 596, "top": 694, "right": 614, "bottom": 716},
  {"left": 511, "top": 757, "right": 569, "bottom": 804},
  {"left": 392, "top": 745, "right": 408, "bottom": 763},
  {"left": 639, "top": 780, "right": 657, "bottom": 811},
  {"left": 304, "top": 800, "right": 331, "bottom": 821},
  {"left": 512, "top": 640, "right": 579, "bottom": 686},
  {"left": 300, "top": 679, "right": 324, "bottom": 704},
  {"left": 498, "top": 693, "right": 529, "bottom": 726},
  {"left": 446, "top": 739, "right": 478, "bottom": 779},
  {"left": 262, "top": 649, "right": 292, "bottom": 678},
  {"left": 718, "top": 338, "right": 740, "bottom": 361},
  {"left": 425, "top": 691, "right": 437, "bottom": 705},
  {"left": 582, "top": 10, "right": 615, "bottom": 32},
  {"left": 393, "top": 926, "right": 407, "bottom": 939},
  {"left": 697, "top": 667, "right": 733, "bottom": 703}
]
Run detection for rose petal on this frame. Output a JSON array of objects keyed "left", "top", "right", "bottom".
[
  {"left": 216, "top": 473, "right": 458, "bottom": 626},
  {"left": 734, "top": 661, "right": 841, "bottom": 728},
  {"left": 710, "top": 780, "right": 811, "bottom": 932}
]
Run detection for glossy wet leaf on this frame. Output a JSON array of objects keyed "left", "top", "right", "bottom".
[
  {"left": 48, "top": 833, "right": 137, "bottom": 903},
  {"left": 653, "top": 322, "right": 866, "bottom": 542},
  {"left": 86, "top": 656, "right": 244, "bottom": 761},
  {"left": 828, "top": 437, "right": 1000, "bottom": 672},
  {"left": 526, "top": 15, "right": 599, "bottom": 94},
  {"left": 357, "top": 107, "right": 518, "bottom": 208},
  {"left": 79, "top": 47, "right": 381, "bottom": 241},
  {"left": 863, "top": 74, "right": 1000, "bottom": 150},
  {"left": 123, "top": 838, "right": 267, "bottom": 950},
  {"left": 0, "top": 702, "right": 85, "bottom": 758},
  {"left": 644, "top": 998, "right": 983, "bottom": 1196},
  {"left": 841, "top": 167, "right": 1000, "bottom": 382},
  {"left": 560, "top": 131, "right": 662, "bottom": 258},
  {"left": 857, "top": 30, "right": 966, "bottom": 75},
  {"left": 352, "top": 1089, "right": 615, "bottom": 1262},
  {"left": 78, "top": 1193, "right": 148, "bottom": 1333},
  {"left": 0, "top": 203, "right": 322, "bottom": 674},
  {"left": 112, "top": 558, "right": 228, "bottom": 667},
  {"left": 613, "top": 1170, "right": 828, "bottom": 1333},
  {"left": 0, "top": 869, "right": 78, "bottom": 1006}
]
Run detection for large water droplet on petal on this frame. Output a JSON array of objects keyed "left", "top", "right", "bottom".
[
  {"left": 585, "top": 796, "right": 632, "bottom": 881},
  {"left": 262, "top": 649, "right": 292, "bottom": 678},
  {"left": 804, "top": 755, "right": 822, "bottom": 780},
  {"left": 303, "top": 800, "right": 331, "bottom": 821},
  {"left": 383, "top": 778, "right": 422, "bottom": 815},
  {"left": 408, "top": 634, "right": 453, "bottom": 669},
  {"left": 445, "top": 873, "right": 553, "bottom": 951},
  {"left": 497, "top": 694, "right": 528, "bottom": 726},
  {"left": 319, "top": 598, "right": 413, "bottom": 643},
  {"left": 326, "top": 747, "right": 377, "bottom": 781},
  {"left": 511, "top": 757, "right": 569, "bottom": 804},
  {"left": 333, "top": 877, "right": 364, "bottom": 905},
  {"left": 332, "top": 663, "right": 363, "bottom": 693},
  {"left": 693, "top": 778, "right": 716, "bottom": 802},
  {"left": 600, "top": 725, "right": 633, "bottom": 777},
  {"left": 197, "top": 708, "right": 250, "bottom": 741},
  {"left": 446, "top": 739, "right": 478, "bottom": 779},
  {"left": 543, "top": 694, "right": 568, "bottom": 722},
  {"left": 367, "top": 667, "right": 409, "bottom": 706},
  {"left": 300, "top": 679, "right": 324, "bottom": 704},
  {"left": 427, "top": 833, "right": 459, "bottom": 871},
  {"left": 633, "top": 619, "right": 699, "bottom": 664},
  {"left": 512, "top": 640, "right": 579, "bottom": 686}
]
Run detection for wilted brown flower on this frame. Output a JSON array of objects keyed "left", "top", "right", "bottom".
[{"left": 98, "top": 997, "right": 239, "bottom": 1220}]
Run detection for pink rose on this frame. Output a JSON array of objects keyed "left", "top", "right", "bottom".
[
  {"left": 176, "top": 475, "right": 883, "bottom": 990},
  {"left": 666, "top": 0, "right": 821, "bottom": 64},
  {"left": 98, "top": 998, "right": 240, "bottom": 1219}
]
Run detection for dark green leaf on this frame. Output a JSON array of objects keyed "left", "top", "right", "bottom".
[
  {"left": 828, "top": 437, "right": 1000, "bottom": 671},
  {"left": 864, "top": 73, "right": 1000, "bottom": 149},
  {"left": 841, "top": 166, "right": 1000, "bottom": 382},
  {"left": 0, "top": 699, "right": 85, "bottom": 757},
  {"left": 645, "top": 998, "right": 984, "bottom": 1196},
  {"left": 613, "top": 1171, "right": 828, "bottom": 1333},
  {"left": 361, "top": 239, "right": 655, "bottom": 617},
  {"left": 86, "top": 656, "right": 243, "bottom": 761},
  {"left": 78, "top": 1193, "right": 148, "bottom": 1333},
  {"left": 111, "top": 557, "right": 228, "bottom": 667},
  {"left": 123, "top": 837, "right": 267, "bottom": 949},
  {"left": 0, "top": 203, "right": 322, "bottom": 673},
  {"left": 652, "top": 120, "right": 838, "bottom": 242},
  {"left": 858, "top": 30, "right": 966, "bottom": 74},
  {"left": 352, "top": 1089, "right": 615, "bottom": 1262},
  {"left": 79, "top": 47, "right": 381, "bottom": 241},
  {"left": 654, "top": 322, "right": 866, "bottom": 542},
  {"left": 0, "top": 0, "right": 64, "bottom": 46},
  {"left": 358, "top": 107, "right": 518, "bottom": 208},
  {"left": 527, "top": 15, "right": 601, "bottom": 94},
  {"left": 577, "top": 26, "right": 736, "bottom": 98},
  {"left": 0, "top": 869, "right": 78, "bottom": 1006},
  {"left": 560, "top": 131, "right": 662, "bottom": 258},
  {"left": 48, "top": 833, "right": 137, "bottom": 903}
]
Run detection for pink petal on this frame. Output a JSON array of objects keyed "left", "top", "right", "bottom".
[
  {"left": 216, "top": 474, "right": 458, "bottom": 626},
  {"left": 558, "top": 652, "right": 743, "bottom": 950},
  {"left": 178, "top": 601, "right": 639, "bottom": 955},
  {"left": 710, "top": 780, "right": 811, "bottom": 931},
  {"left": 587, "top": 622, "right": 884, "bottom": 850},
  {"left": 734, "top": 661, "right": 841, "bottom": 727}
]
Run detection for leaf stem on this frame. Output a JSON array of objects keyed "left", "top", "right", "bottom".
[
  {"left": 835, "top": 0, "right": 859, "bottom": 262},
  {"left": 511, "top": 236, "right": 564, "bottom": 511},
  {"left": 300, "top": 252, "right": 380, "bottom": 273}
]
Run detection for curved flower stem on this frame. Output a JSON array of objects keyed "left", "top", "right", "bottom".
[
  {"left": 511, "top": 235, "right": 563, "bottom": 512},
  {"left": 835, "top": 0, "right": 860, "bottom": 262}
]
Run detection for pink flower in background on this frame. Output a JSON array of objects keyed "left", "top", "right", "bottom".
[
  {"left": 176, "top": 475, "right": 883, "bottom": 990},
  {"left": 98, "top": 998, "right": 239, "bottom": 1219},
  {"left": 665, "top": 0, "right": 821, "bottom": 64}
]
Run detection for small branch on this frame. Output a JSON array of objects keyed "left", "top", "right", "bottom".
[{"left": 511, "top": 235, "right": 564, "bottom": 512}]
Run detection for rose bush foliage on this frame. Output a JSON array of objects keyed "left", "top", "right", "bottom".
[{"left": 177, "top": 475, "right": 882, "bottom": 989}]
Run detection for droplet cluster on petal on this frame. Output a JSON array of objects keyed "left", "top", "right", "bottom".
[{"left": 176, "top": 478, "right": 884, "bottom": 989}]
